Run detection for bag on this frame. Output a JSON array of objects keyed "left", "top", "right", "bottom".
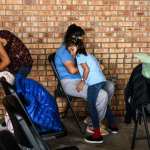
[
  {"left": 142, "top": 63, "right": 150, "bottom": 79},
  {"left": 15, "top": 74, "right": 63, "bottom": 133},
  {"left": 135, "top": 53, "right": 150, "bottom": 79}
]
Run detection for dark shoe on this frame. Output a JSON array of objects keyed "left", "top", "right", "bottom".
[
  {"left": 124, "top": 113, "right": 131, "bottom": 124},
  {"left": 108, "top": 125, "right": 119, "bottom": 134},
  {"left": 84, "top": 135, "right": 103, "bottom": 144},
  {"left": 1, "top": 121, "right": 6, "bottom": 127}
]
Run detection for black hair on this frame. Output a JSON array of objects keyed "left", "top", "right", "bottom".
[
  {"left": 64, "top": 24, "right": 85, "bottom": 44},
  {"left": 0, "top": 30, "right": 13, "bottom": 50},
  {"left": 76, "top": 39, "right": 87, "bottom": 55},
  {"left": 66, "top": 38, "right": 87, "bottom": 56}
]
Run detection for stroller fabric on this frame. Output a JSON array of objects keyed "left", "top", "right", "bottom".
[{"left": 15, "top": 74, "right": 63, "bottom": 133}]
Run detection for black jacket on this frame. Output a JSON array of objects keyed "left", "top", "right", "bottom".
[{"left": 124, "top": 64, "right": 150, "bottom": 123}]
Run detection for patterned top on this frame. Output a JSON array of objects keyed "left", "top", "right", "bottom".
[{"left": 0, "top": 30, "right": 33, "bottom": 74}]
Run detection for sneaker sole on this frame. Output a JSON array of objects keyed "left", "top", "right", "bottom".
[
  {"left": 84, "top": 139, "right": 103, "bottom": 144},
  {"left": 108, "top": 129, "right": 118, "bottom": 134},
  {"left": 86, "top": 128, "right": 94, "bottom": 134},
  {"left": 110, "top": 131, "right": 118, "bottom": 134}
]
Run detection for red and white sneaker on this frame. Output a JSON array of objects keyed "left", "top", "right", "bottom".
[
  {"left": 86, "top": 126, "right": 94, "bottom": 134},
  {"left": 84, "top": 134, "right": 103, "bottom": 144},
  {"left": 86, "top": 126, "right": 109, "bottom": 136}
]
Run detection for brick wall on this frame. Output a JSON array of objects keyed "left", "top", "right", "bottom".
[{"left": 0, "top": 0, "right": 150, "bottom": 118}]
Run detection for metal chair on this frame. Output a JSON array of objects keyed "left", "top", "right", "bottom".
[
  {"left": 3, "top": 93, "right": 78, "bottom": 150},
  {"left": 0, "top": 78, "right": 49, "bottom": 150},
  {"left": 131, "top": 104, "right": 150, "bottom": 150},
  {"left": 48, "top": 53, "right": 84, "bottom": 134}
]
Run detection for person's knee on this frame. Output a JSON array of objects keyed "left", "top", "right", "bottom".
[
  {"left": 62, "top": 82, "right": 87, "bottom": 99},
  {"left": 96, "top": 90, "right": 108, "bottom": 120},
  {"left": 96, "top": 90, "right": 108, "bottom": 106},
  {"left": 105, "top": 81, "right": 115, "bottom": 100},
  {"left": 102, "top": 90, "right": 109, "bottom": 104},
  {"left": 102, "top": 89, "right": 108, "bottom": 98}
]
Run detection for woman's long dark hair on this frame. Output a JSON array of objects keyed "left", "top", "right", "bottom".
[
  {"left": 76, "top": 39, "right": 87, "bottom": 56},
  {"left": 66, "top": 38, "right": 87, "bottom": 56},
  {"left": 64, "top": 24, "right": 85, "bottom": 44}
]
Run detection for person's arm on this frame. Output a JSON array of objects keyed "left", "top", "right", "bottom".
[
  {"left": 64, "top": 60, "right": 79, "bottom": 74},
  {"left": 80, "top": 63, "right": 89, "bottom": 81},
  {"left": 100, "top": 64, "right": 104, "bottom": 71},
  {"left": 0, "top": 42, "right": 11, "bottom": 71},
  {"left": 76, "top": 63, "right": 89, "bottom": 92}
]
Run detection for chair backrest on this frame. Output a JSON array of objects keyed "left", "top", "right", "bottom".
[
  {"left": 0, "top": 78, "right": 49, "bottom": 150},
  {"left": 48, "top": 53, "right": 65, "bottom": 97},
  {"left": 48, "top": 53, "right": 59, "bottom": 80}
]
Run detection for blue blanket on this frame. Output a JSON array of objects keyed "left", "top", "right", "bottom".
[{"left": 15, "top": 74, "right": 63, "bottom": 133}]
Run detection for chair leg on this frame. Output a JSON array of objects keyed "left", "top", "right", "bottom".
[
  {"left": 56, "top": 88, "right": 84, "bottom": 134},
  {"left": 63, "top": 100, "right": 70, "bottom": 118},
  {"left": 142, "top": 106, "right": 150, "bottom": 150},
  {"left": 131, "top": 112, "right": 139, "bottom": 149},
  {"left": 66, "top": 96, "right": 84, "bottom": 134}
]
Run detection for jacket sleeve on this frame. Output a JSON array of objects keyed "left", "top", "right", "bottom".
[
  {"left": 124, "top": 70, "right": 134, "bottom": 123},
  {"left": 124, "top": 64, "right": 142, "bottom": 123}
]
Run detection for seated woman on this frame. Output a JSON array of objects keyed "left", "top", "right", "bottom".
[{"left": 55, "top": 24, "right": 119, "bottom": 136}]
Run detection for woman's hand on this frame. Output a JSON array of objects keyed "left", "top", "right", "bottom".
[
  {"left": 0, "top": 38, "right": 7, "bottom": 46},
  {"left": 100, "top": 64, "right": 104, "bottom": 71},
  {"left": 76, "top": 80, "right": 85, "bottom": 92}
]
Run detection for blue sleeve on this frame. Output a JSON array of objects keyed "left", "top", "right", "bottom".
[
  {"left": 58, "top": 46, "right": 73, "bottom": 64},
  {"left": 77, "top": 54, "right": 87, "bottom": 65},
  {"left": 61, "top": 50, "right": 73, "bottom": 64}
]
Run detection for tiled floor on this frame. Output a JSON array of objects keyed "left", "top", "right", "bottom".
[{"left": 50, "top": 117, "right": 150, "bottom": 150}]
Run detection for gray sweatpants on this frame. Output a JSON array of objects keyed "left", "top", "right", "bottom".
[{"left": 61, "top": 79, "right": 115, "bottom": 121}]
